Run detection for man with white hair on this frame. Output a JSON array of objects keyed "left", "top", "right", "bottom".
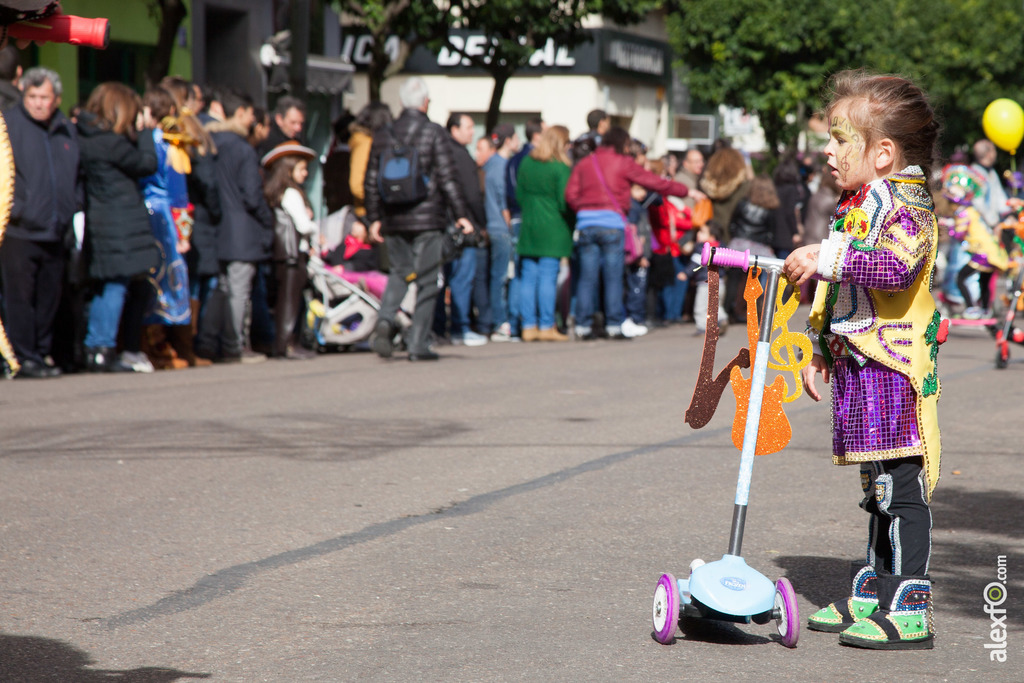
[
  {"left": 1, "top": 66, "right": 81, "bottom": 378},
  {"left": 364, "top": 77, "right": 473, "bottom": 361}
]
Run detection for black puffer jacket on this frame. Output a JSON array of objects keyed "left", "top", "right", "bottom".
[
  {"left": 76, "top": 112, "right": 160, "bottom": 280},
  {"left": 185, "top": 150, "right": 222, "bottom": 277},
  {"left": 363, "top": 108, "right": 469, "bottom": 234},
  {"left": 728, "top": 198, "right": 776, "bottom": 247}
]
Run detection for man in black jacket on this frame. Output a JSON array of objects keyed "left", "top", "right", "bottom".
[
  {"left": 256, "top": 95, "right": 306, "bottom": 158},
  {"left": 196, "top": 89, "right": 274, "bottom": 363},
  {"left": 1, "top": 67, "right": 81, "bottom": 378},
  {"left": 441, "top": 112, "right": 488, "bottom": 346},
  {"left": 364, "top": 77, "right": 473, "bottom": 361}
]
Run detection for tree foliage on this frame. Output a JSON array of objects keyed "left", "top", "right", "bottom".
[
  {"left": 667, "top": 0, "right": 870, "bottom": 154},
  {"left": 873, "top": 0, "right": 1024, "bottom": 154},
  {"left": 668, "top": 0, "right": 1024, "bottom": 157}
]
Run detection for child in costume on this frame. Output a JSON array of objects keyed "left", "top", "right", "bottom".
[
  {"left": 783, "top": 70, "right": 942, "bottom": 650},
  {"left": 941, "top": 164, "right": 1008, "bottom": 318},
  {"left": 139, "top": 86, "right": 199, "bottom": 368}
]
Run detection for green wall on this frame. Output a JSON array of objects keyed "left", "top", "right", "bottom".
[{"left": 35, "top": 0, "right": 193, "bottom": 111}]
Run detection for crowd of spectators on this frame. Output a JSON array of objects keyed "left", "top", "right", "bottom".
[{"left": 0, "top": 65, "right": 833, "bottom": 377}]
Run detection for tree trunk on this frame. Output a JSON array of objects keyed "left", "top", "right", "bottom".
[
  {"left": 145, "top": 0, "right": 188, "bottom": 89},
  {"left": 761, "top": 110, "right": 783, "bottom": 161},
  {"left": 288, "top": 0, "right": 311, "bottom": 97},
  {"left": 485, "top": 70, "right": 512, "bottom": 134},
  {"left": 368, "top": 37, "right": 388, "bottom": 102}
]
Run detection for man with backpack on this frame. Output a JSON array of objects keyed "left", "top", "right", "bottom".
[{"left": 364, "top": 77, "right": 472, "bottom": 361}]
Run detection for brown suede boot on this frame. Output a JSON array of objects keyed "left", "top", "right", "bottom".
[
  {"left": 143, "top": 325, "right": 188, "bottom": 370},
  {"left": 168, "top": 324, "right": 211, "bottom": 367}
]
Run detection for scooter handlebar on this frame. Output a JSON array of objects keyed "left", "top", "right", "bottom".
[
  {"left": 700, "top": 242, "right": 786, "bottom": 272},
  {"left": 8, "top": 14, "right": 109, "bottom": 49},
  {"left": 701, "top": 243, "right": 750, "bottom": 270}
]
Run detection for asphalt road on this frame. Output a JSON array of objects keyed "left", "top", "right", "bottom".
[{"left": 0, "top": 317, "right": 1020, "bottom": 682}]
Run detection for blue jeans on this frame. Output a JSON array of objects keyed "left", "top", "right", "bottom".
[
  {"left": 472, "top": 245, "right": 491, "bottom": 333},
  {"left": 658, "top": 255, "right": 689, "bottom": 321},
  {"left": 250, "top": 262, "right": 275, "bottom": 349},
  {"left": 575, "top": 227, "right": 625, "bottom": 330},
  {"left": 625, "top": 262, "right": 648, "bottom": 324},
  {"left": 191, "top": 274, "right": 217, "bottom": 332},
  {"left": 84, "top": 278, "right": 129, "bottom": 348},
  {"left": 488, "top": 226, "right": 512, "bottom": 329},
  {"left": 449, "top": 245, "right": 477, "bottom": 336},
  {"left": 508, "top": 218, "right": 522, "bottom": 335},
  {"left": 519, "top": 256, "right": 560, "bottom": 330}
]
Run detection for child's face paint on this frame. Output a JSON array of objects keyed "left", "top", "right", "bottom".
[{"left": 824, "top": 103, "right": 876, "bottom": 191}]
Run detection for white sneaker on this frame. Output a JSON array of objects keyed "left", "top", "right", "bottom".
[
  {"left": 621, "top": 318, "right": 648, "bottom": 338},
  {"left": 120, "top": 351, "right": 154, "bottom": 373},
  {"left": 453, "top": 330, "right": 488, "bottom": 347},
  {"left": 962, "top": 306, "right": 985, "bottom": 320},
  {"left": 490, "top": 322, "right": 515, "bottom": 342}
]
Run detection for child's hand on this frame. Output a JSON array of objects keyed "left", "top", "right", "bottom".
[
  {"left": 677, "top": 272, "right": 687, "bottom": 282},
  {"left": 802, "top": 353, "right": 830, "bottom": 402},
  {"left": 783, "top": 244, "right": 820, "bottom": 286}
]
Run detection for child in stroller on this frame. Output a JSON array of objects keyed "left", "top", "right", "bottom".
[{"left": 306, "top": 208, "right": 412, "bottom": 351}]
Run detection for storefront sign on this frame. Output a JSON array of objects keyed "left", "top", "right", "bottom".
[{"left": 337, "top": 28, "right": 670, "bottom": 84}]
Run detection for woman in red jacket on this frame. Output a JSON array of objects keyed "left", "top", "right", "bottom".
[{"left": 565, "top": 127, "right": 699, "bottom": 339}]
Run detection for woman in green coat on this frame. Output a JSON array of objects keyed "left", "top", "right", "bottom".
[{"left": 516, "top": 125, "right": 574, "bottom": 341}]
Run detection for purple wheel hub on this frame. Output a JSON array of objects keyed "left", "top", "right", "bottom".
[
  {"left": 652, "top": 573, "right": 680, "bottom": 644},
  {"left": 774, "top": 577, "right": 799, "bottom": 648}
]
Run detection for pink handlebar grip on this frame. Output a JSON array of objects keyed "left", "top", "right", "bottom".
[
  {"left": 701, "top": 242, "right": 750, "bottom": 270},
  {"left": 8, "top": 15, "right": 109, "bottom": 49}
]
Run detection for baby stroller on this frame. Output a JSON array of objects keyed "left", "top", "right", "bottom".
[{"left": 304, "top": 209, "right": 412, "bottom": 352}]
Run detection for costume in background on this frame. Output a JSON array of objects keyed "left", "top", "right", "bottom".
[
  {"left": 942, "top": 165, "right": 1008, "bottom": 314},
  {"left": 141, "top": 125, "right": 192, "bottom": 326}
]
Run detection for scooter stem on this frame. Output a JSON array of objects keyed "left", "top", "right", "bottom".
[{"left": 728, "top": 267, "right": 781, "bottom": 557}]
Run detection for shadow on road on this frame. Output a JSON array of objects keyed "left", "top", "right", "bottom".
[
  {"left": 0, "top": 635, "right": 210, "bottom": 682},
  {"left": 775, "top": 486, "right": 1023, "bottom": 619}
]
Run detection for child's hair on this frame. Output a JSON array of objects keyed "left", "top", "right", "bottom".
[
  {"left": 142, "top": 86, "right": 176, "bottom": 122},
  {"left": 263, "top": 155, "right": 309, "bottom": 209},
  {"left": 747, "top": 174, "right": 780, "bottom": 210},
  {"left": 159, "top": 75, "right": 216, "bottom": 157},
  {"left": 823, "top": 69, "right": 941, "bottom": 180}
]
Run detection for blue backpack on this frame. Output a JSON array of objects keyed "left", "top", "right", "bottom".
[{"left": 377, "top": 124, "right": 429, "bottom": 206}]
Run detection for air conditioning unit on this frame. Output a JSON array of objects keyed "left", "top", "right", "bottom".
[{"left": 672, "top": 114, "right": 715, "bottom": 144}]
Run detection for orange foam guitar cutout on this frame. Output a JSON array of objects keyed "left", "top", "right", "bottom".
[{"left": 728, "top": 268, "right": 793, "bottom": 455}]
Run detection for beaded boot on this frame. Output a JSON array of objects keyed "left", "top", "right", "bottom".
[
  {"left": 839, "top": 573, "right": 934, "bottom": 650},
  {"left": 807, "top": 562, "right": 878, "bottom": 632}
]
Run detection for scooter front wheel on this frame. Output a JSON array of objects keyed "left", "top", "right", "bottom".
[
  {"left": 774, "top": 577, "right": 799, "bottom": 648},
  {"left": 996, "top": 339, "right": 1009, "bottom": 369},
  {"left": 652, "top": 573, "right": 680, "bottom": 644}
]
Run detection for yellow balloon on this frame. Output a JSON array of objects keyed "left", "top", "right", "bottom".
[{"left": 983, "top": 98, "right": 1024, "bottom": 154}]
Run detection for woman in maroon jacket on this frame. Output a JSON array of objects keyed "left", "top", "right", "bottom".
[{"left": 565, "top": 127, "right": 699, "bottom": 339}]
